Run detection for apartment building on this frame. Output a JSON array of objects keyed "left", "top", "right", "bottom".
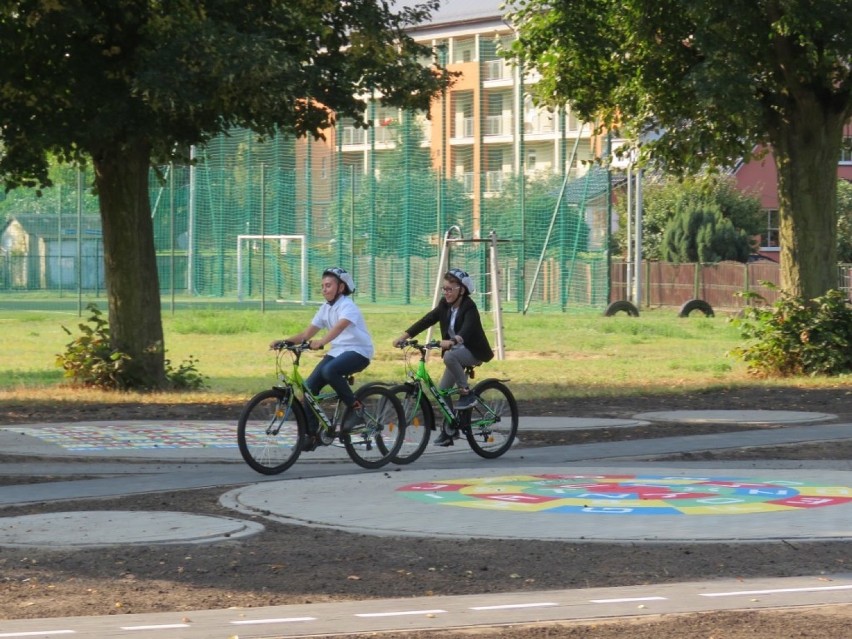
[{"left": 334, "top": 0, "right": 601, "bottom": 238}]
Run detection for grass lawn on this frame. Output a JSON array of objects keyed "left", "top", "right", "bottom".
[{"left": 1, "top": 305, "right": 849, "bottom": 406}]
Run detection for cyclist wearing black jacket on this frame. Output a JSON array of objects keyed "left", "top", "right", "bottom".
[{"left": 393, "top": 268, "right": 494, "bottom": 446}]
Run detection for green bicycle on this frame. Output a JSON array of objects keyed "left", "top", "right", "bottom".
[
  {"left": 237, "top": 341, "right": 406, "bottom": 474},
  {"left": 381, "top": 338, "right": 519, "bottom": 464}
]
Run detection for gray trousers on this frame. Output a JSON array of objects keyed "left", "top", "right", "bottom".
[{"left": 439, "top": 345, "right": 481, "bottom": 392}]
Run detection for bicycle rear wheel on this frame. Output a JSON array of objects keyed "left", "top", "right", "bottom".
[
  {"left": 384, "top": 383, "right": 433, "bottom": 464},
  {"left": 237, "top": 388, "right": 305, "bottom": 474},
  {"left": 464, "top": 379, "right": 518, "bottom": 459},
  {"left": 341, "top": 386, "right": 406, "bottom": 469}
]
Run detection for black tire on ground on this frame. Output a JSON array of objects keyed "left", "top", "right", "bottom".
[
  {"left": 464, "top": 379, "right": 519, "bottom": 459},
  {"left": 679, "top": 299, "right": 715, "bottom": 317},
  {"left": 604, "top": 300, "right": 640, "bottom": 317},
  {"left": 237, "top": 388, "right": 305, "bottom": 475},
  {"left": 384, "top": 383, "right": 434, "bottom": 465},
  {"left": 341, "top": 385, "right": 407, "bottom": 469}
]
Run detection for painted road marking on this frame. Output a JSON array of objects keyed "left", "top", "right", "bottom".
[
  {"left": 700, "top": 584, "right": 852, "bottom": 597},
  {"left": 398, "top": 473, "right": 852, "bottom": 516},
  {"left": 471, "top": 602, "right": 559, "bottom": 610},
  {"left": 355, "top": 609, "right": 447, "bottom": 618},
  {"left": 590, "top": 596, "right": 668, "bottom": 604},
  {"left": 120, "top": 624, "right": 190, "bottom": 631},
  {"left": 230, "top": 616, "right": 317, "bottom": 624},
  {"left": 0, "top": 632, "right": 75, "bottom": 638}
]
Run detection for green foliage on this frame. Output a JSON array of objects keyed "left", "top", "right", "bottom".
[
  {"left": 57, "top": 304, "right": 208, "bottom": 391},
  {"left": 507, "top": 0, "right": 852, "bottom": 298},
  {"left": 0, "top": 1, "right": 452, "bottom": 185},
  {"left": 164, "top": 354, "right": 208, "bottom": 391},
  {"left": 0, "top": 0, "right": 451, "bottom": 389},
  {"left": 344, "top": 114, "right": 471, "bottom": 257},
  {"left": 614, "top": 175, "right": 762, "bottom": 260},
  {"left": 506, "top": 0, "right": 852, "bottom": 174},
  {"left": 661, "top": 201, "right": 752, "bottom": 263},
  {"left": 56, "top": 304, "right": 133, "bottom": 390},
  {"left": 731, "top": 289, "right": 852, "bottom": 377},
  {"left": 483, "top": 173, "right": 591, "bottom": 252}
]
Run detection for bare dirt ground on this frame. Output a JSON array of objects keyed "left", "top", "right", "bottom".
[{"left": 1, "top": 386, "right": 851, "bottom": 637}]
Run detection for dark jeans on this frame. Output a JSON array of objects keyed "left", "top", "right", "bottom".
[{"left": 304, "top": 352, "right": 370, "bottom": 431}]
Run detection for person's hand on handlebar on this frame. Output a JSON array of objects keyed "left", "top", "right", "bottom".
[
  {"left": 392, "top": 333, "right": 409, "bottom": 348},
  {"left": 307, "top": 340, "right": 325, "bottom": 350},
  {"left": 269, "top": 339, "right": 294, "bottom": 350}
]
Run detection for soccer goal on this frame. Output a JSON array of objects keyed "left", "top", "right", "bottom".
[{"left": 236, "top": 234, "right": 308, "bottom": 304}]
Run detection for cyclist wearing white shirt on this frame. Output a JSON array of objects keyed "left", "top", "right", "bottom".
[{"left": 271, "top": 267, "right": 373, "bottom": 430}]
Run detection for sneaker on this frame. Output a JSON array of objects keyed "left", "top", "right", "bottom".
[
  {"left": 433, "top": 429, "right": 459, "bottom": 447},
  {"left": 341, "top": 402, "right": 366, "bottom": 432},
  {"left": 454, "top": 391, "right": 477, "bottom": 410}
]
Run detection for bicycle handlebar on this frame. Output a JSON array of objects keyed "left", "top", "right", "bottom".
[
  {"left": 270, "top": 340, "right": 323, "bottom": 352},
  {"left": 396, "top": 338, "right": 441, "bottom": 350}
]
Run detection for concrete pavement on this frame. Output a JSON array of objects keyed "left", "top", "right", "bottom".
[{"left": 2, "top": 410, "right": 852, "bottom": 547}]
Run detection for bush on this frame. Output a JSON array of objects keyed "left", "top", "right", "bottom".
[
  {"left": 57, "top": 303, "right": 208, "bottom": 391},
  {"left": 730, "top": 288, "right": 852, "bottom": 377}
]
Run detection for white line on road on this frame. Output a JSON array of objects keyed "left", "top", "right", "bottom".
[
  {"left": 590, "top": 597, "right": 668, "bottom": 604},
  {"left": 231, "top": 617, "right": 317, "bottom": 625},
  {"left": 701, "top": 585, "right": 852, "bottom": 598},
  {"left": 121, "top": 624, "right": 190, "bottom": 631},
  {"left": 355, "top": 609, "right": 447, "bottom": 618},
  {"left": 470, "top": 603, "right": 559, "bottom": 611},
  {"left": 0, "top": 632, "right": 75, "bottom": 638}
]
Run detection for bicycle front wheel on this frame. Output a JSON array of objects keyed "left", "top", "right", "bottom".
[
  {"left": 237, "top": 388, "right": 305, "bottom": 475},
  {"left": 464, "top": 379, "right": 518, "bottom": 459},
  {"left": 384, "top": 383, "right": 434, "bottom": 464},
  {"left": 342, "top": 386, "right": 406, "bottom": 469}
]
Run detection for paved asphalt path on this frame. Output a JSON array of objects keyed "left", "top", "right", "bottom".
[{"left": 1, "top": 411, "right": 851, "bottom": 637}]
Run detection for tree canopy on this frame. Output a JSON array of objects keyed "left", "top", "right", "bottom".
[
  {"left": 613, "top": 175, "right": 763, "bottom": 262},
  {"left": 507, "top": 0, "right": 852, "bottom": 298},
  {"left": 0, "top": 0, "right": 450, "bottom": 387}
]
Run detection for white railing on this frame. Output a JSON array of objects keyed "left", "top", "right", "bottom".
[
  {"left": 341, "top": 127, "right": 366, "bottom": 146},
  {"left": 460, "top": 172, "right": 475, "bottom": 193},
  {"left": 524, "top": 112, "right": 556, "bottom": 134},
  {"left": 482, "top": 59, "right": 508, "bottom": 81},
  {"left": 484, "top": 115, "right": 504, "bottom": 136},
  {"left": 453, "top": 117, "right": 475, "bottom": 139},
  {"left": 485, "top": 171, "right": 505, "bottom": 193}
]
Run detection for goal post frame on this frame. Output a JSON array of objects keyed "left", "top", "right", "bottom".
[{"left": 236, "top": 234, "right": 307, "bottom": 304}]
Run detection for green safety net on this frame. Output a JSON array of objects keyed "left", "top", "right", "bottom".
[{"left": 1, "top": 123, "right": 611, "bottom": 313}]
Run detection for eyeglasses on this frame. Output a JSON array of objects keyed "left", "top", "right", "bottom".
[{"left": 442, "top": 286, "right": 460, "bottom": 293}]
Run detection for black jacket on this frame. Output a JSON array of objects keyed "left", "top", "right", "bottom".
[{"left": 405, "top": 296, "right": 494, "bottom": 363}]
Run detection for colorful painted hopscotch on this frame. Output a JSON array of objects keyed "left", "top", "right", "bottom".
[
  {"left": 9, "top": 422, "right": 242, "bottom": 451},
  {"left": 396, "top": 473, "right": 852, "bottom": 516}
]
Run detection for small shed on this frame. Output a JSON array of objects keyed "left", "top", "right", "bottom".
[{"left": 0, "top": 214, "right": 105, "bottom": 289}]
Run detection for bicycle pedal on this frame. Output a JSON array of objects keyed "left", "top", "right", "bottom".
[{"left": 300, "top": 436, "right": 319, "bottom": 452}]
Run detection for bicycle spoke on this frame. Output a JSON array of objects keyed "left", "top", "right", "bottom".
[
  {"left": 343, "top": 387, "right": 406, "bottom": 469},
  {"left": 464, "top": 379, "right": 518, "bottom": 459},
  {"left": 237, "top": 389, "right": 304, "bottom": 474}
]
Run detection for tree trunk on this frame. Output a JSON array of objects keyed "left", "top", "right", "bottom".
[
  {"left": 92, "top": 138, "right": 166, "bottom": 388},
  {"left": 771, "top": 97, "right": 844, "bottom": 299}
]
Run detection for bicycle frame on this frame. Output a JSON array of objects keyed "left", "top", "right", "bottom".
[
  {"left": 274, "top": 345, "right": 343, "bottom": 433},
  {"left": 402, "top": 342, "right": 466, "bottom": 428},
  {"left": 401, "top": 340, "right": 508, "bottom": 433}
]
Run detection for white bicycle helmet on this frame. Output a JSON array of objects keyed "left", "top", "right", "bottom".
[
  {"left": 322, "top": 267, "right": 356, "bottom": 295},
  {"left": 445, "top": 268, "right": 475, "bottom": 294}
]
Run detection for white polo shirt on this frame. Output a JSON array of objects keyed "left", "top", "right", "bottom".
[{"left": 311, "top": 295, "right": 374, "bottom": 360}]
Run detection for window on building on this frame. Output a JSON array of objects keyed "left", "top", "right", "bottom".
[
  {"left": 762, "top": 209, "right": 780, "bottom": 248},
  {"left": 841, "top": 136, "right": 852, "bottom": 163}
]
